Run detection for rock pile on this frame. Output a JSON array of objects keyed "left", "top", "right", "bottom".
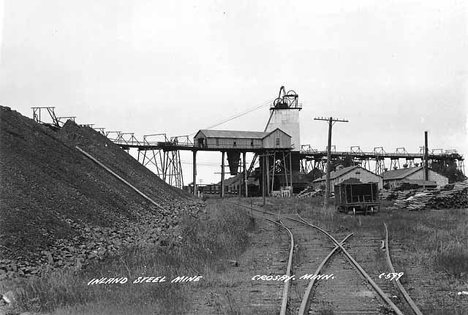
[
  {"left": 0, "top": 106, "right": 203, "bottom": 279},
  {"left": 0, "top": 206, "right": 205, "bottom": 280}
]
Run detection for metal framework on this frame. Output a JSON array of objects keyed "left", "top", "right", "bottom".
[
  {"left": 300, "top": 159, "right": 314, "bottom": 173},
  {"left": 261, "top": 150, "right": 293, "bottom": 195},
  {"left": 161, "top": 150, "right": 184, "bottom": 189},
  {"left": 32, "top": 107, "right": 60, "bottom": 127},
  {"left": 300, "top": 145, "right": 465, "bottom": 175},
  {"left": 32, "top": 107, "right": 79, "bottom": 128},
  {"left": 93, "top": 127, "right": 106, "bottom": 135},
  {"left": 271, "top": 86, "right": 300, "bottom": 109},
  {"left": 133, "top": 134, "right": 185, "bottom": 189}
]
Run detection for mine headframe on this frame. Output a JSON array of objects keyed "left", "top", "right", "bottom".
[{"left": 271, "top": 86, "right": 299, "bottom": 109}]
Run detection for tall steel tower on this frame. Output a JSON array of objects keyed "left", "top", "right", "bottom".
[{"left": 264, "top": 86, "right": 302, "bottom": 151}]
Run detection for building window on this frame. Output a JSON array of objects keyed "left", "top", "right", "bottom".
[
  {"left": 251, "top": 139, "right": 254, "bottom": 146},
  {"left": 233, "top": 141, "right": 237, "bottom": 147},
  {"left": 216, "top": 138, "right": 219, "bottom": 146},
  {"left": 276, "top": 138, "right": 280, "bottom": 146}
]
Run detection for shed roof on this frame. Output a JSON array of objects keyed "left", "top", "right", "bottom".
[
  {"left": 381, "top": 167, "right": 421, "bottom": 180},
  {"left": 194, "top": 128, "right": 291, "bottom": 140},
  {"left": 313, "top": 165, "right": 380, "bottom": 182}
]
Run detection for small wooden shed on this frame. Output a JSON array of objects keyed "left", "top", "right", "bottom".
[{"left": 312, "top": 165, "right": 383, "bottom": 192}]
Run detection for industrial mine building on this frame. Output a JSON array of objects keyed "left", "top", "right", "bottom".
[
  {"left": 194, "top": 128, "right": 292, "bottom": 150},
  {"left": 101, "top": 85, "right": 464, "bottom": 197},
  {"left": 382, "top": 167, "right": 449, "bottom": 188}
]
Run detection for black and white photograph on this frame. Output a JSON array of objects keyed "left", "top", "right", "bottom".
[{"left": 0, "top": 0, "right": 467, "bottom": 314}]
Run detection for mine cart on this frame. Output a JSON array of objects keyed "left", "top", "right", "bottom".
[{"left": 335, "top": 182, "right": 380, "bottom": 215}]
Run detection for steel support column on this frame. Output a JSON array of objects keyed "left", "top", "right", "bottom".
[
  {"left": 243, "top": 151, "right": 248, "bottom": 197},
  {"left": 221, "top": 151, "right": 225, "bottom": 198},
  {"left": 193, "top": 150, "right": 197, "bottom": 196},
  {"left": 289, "top": 152, "right": 293, "bottom": 191}
]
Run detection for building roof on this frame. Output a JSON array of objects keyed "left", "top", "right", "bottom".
[
  {"left": 194, "top": 128, "right": 291, "bottom": 140},
  {"left": 381, "top": 167, "right": 422, "bottom": 180},
  {"left": 313, "top": 165, "right": 379, "bottom": 182},
  {"left": 218, "top": 174, "right": 242, "bottom": 186}
]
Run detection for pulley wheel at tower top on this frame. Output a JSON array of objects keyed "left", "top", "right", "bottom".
[
  {"left": 286, "top": 90, "right": 297, "bottom": 97},
  {"left": 273, "top": 98, "right": 289, "bottom": 109}
]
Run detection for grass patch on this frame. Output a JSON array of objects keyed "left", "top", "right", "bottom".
[
  {"left": 316, "top": 302, "right": 335, "bottom": 315},
  {"left": 434, "top": 246, "right": 468, "bottom": 279},
  {"left": 8, "top": 201, "right": 254, "bottom": 314},
  {"left": 422, "top": 297, "right": 468, "bottom": 315}
]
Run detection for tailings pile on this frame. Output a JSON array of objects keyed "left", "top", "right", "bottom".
[{"left": 0, "top": 106, "right": 202, "bottom": 278}]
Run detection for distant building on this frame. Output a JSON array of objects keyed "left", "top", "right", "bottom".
[
  {"left": 223, "top": 175, "right": 241, "bottom": 194},
  {"left": 381, "top": 167, "right": 448, "bottom": 188},
  {"left": 312, "top": 166, "right": 382, "bottom": 193}
]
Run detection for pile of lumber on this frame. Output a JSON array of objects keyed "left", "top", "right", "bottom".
[
  {"left": 297, "top": 188, "right": 324, "bottom": 199},
  {"left": 297, "top": 186, "right": 313, "bottom": 197},
  {"left": 426, "top": 181, "right": 468, "bottom": 209},
  {"left": 389, "top": 191, "right": 429, "bottom": 211},
  {"left": 388, "top": 181, "right": 468, "bottom": 211}
]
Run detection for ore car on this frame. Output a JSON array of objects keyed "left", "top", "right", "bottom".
[{"left": 335, "top": 182, "right": 380, "bottom": 215}]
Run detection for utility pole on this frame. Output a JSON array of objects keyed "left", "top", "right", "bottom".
[
  {"left": 314, "top": 117, "right": 349, "bottom": 209},
  {"left": 424, "top": 131, "right": 429, "bottom": 181},
  {"left": 423, "top": 131, "right": 429, "bottom": 190}
]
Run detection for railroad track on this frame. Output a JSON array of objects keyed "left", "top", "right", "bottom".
[
  {"left": 292, "top": 214, "right": 403, "bottom": 315},
  {"left": 242, "top": 216, "right": 291, "bottom": 314},
  {"left": 228, "top": 200, "right": 423, "bottom": 315}
]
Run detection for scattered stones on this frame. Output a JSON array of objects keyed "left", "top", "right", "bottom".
[
  {"left": 2, "top": 291, "right": 15, "bottom": 305},
  {"left": 228, "top": 260, "right": 239, "bottom": 267}
]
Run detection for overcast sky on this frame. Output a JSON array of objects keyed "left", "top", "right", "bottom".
[{"left": 0, "top": 0, "right": 466, "bottom": 184}]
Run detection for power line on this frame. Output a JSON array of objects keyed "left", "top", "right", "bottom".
[{"left": 187, "top": 97, "right": 275, "bottom": 135}]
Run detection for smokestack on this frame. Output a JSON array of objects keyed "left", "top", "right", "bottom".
[{"left": 424, "top": 131, "right": 429, "bottom": 181}]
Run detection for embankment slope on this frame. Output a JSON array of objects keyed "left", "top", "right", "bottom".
[{"left": 0, "top": 106, "right": 199, "bottom": 273}]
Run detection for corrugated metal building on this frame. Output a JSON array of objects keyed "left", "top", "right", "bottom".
[
  {"left": 312, "top": 166, "right": 383, "bottom": 192},
  {"left": 266, "top": 108, "right": 301, "bottom": 151},
  {"left": 382, "top": 167, "right": 448, "bottom": 188},
  {"left": 193, "top": 128, "right": 291, "bottom": 150}
]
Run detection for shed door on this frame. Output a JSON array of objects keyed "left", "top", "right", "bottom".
[{"left": 198, "top": 138, "right": 205, "bottom": 147}]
